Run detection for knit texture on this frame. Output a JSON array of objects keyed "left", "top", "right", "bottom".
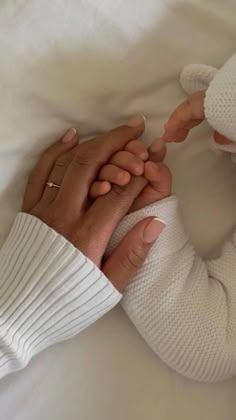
[
  {"left": 109, "top": 196, "right": 236, "bottom": 382},
  {"left": 1, "top": 197, "right": 236, "bottom": 382},
  {"left": 180, "top": 63, "right": 217, "bottom": 94},
  {"left": 180, "top": 53, "right": 236, "bottom": 160},
  {"left": 205, "top": 54, "right": 236, "bottom": 143},
  {"left": 0, "top": 213, "right": 121, "bottom": 379}
]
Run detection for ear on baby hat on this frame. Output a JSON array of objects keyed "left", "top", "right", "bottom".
[
  {"left": 180, "top": 57, "right": 236, "bottom": 163},
  {"left": 180, "top": 63, "right": 218, "bottom": 95}
]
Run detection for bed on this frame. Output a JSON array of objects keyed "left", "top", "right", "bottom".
[{"left": 0, "top": 1, "right": 235, "bottom": 419}]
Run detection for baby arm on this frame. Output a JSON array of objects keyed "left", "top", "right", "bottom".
[
  {"left": 108, "top": 194, "right": 236, "bottom": 382},
  {"left": 104, "top": 126, "right": 236, "bottom": 382},
  {"left": 162, "top": 89, "right": 231, "bottom": 145}
]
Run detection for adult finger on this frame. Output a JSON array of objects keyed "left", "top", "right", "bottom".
[
  {"left": 77, "top": 175, "right": 147, "bottom": 264},
  {"left": 102, "top": 217, "right": 166, "bottom": 292},
  {"left": 162, "top": 91, "right": 206, "bottom": 143},
  {"left": 22, "top": 128, "right": 78, "bottom": 211},
  {"left": 41, "top": 143, "right": 81, "bottom": 205},
  {"left": 125, "top": 140, "right": 149, "bottom": 160},
  {"left": 110, "top": 151, "right": 144, "bottom": 176},
  {"left": 56, "top": 116, "right": 145, "bottom": 215}
]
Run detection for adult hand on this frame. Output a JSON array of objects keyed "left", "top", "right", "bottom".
[{"left": 22, "top": 120, "right": 165, "bottom": 292}]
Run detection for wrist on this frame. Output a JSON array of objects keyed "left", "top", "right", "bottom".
[{"left": 0, "top": 212, "right": 121, "bottom": 376}]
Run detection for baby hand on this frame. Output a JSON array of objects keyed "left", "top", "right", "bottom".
[
  {"left": 89, "top": 140, "right": 148, "bottom": 198},
  {"left": 129, "top": 157, "right": 172, "bottom": 213},
  {"left": 162, "top": 90, "right": 232, "bottom": 145},
  {"left": 90, "top": 138, "right": 172, "bottom": 212}
]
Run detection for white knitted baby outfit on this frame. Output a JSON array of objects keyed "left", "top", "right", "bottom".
[{"left": 180, "top": 53, "right": 236, "bottom": 161}]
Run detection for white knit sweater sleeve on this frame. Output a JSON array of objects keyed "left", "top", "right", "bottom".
[
  {"left": 0, "top": 213, "right": 121, "bottom": 379},
  {"left": 108, "top": 195, "right": 236, "bottom": 382}
]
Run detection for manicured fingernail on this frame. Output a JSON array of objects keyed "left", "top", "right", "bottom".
[
  {"left": 143, "top": 217, "right": 166, "bottom": 243},
  {"left": 128, "top": 114, "right": 146, "bottom": 127},
  {"left": 149, "top": 138, "right": 165, "bottom": 153},
  {"left": 61, "top": 128, "right": 77, "bottom": 143}
]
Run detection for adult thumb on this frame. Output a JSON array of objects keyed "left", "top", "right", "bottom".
[{"left": 102, "top": 217, "right": 166, "bottom": 292}]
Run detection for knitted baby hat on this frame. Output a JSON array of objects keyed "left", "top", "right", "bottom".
[{"left": 180, "top": 53, "right": 236, "bottom": 160}]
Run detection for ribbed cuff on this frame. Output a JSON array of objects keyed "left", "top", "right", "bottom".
[
  {"left": 0, "top": 213, "right": 121, "bottom": 378},
  {"left": 107, "top": 196, "right": 188, "bottom": 262}
]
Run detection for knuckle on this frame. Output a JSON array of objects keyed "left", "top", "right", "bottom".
[
  {"left": 73, "top": 153, "right": 91, "bottom": 168},
  {"left": 99, "top": 126, "right": 131, "bottom": 146},
  {"left": 73, "top": 144, "right": 99, "bottom": 168},
  {"left": 55, "top": 153, "right": 72, "bottom": 169},
  {"left": 109, "top": 183, "right": 127, "bottom": 198},
  {"left": 92, "top": 136, "right": 105, "bottom": 148},
  {"left": 110, "top": 125, "right": 131, "bottom": 138},
  {"left": 124, "top": 247, "right": 144, "bottom": 270}
]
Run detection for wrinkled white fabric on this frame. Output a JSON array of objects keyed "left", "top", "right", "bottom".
[{"left": 0, "top": 1, "right": 236, "bottom": 420}]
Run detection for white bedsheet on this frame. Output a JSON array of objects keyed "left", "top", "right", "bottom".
[{"left": 0, "top": 1, "right": 236, "bottom": 419}]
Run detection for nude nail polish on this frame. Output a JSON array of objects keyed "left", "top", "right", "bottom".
[
  {"left": 143, "top": 217, "right": 166, "bottom": 243},
  {"left": 128, "top": 114, "right": 146, "bottom": 127},
  {"left": 62, "top": 128, "right": 77, "bottom": 143}
]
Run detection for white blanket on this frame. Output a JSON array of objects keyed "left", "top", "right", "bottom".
[{"left": 0, "top": 1, "right": 236, "bottom": 419}]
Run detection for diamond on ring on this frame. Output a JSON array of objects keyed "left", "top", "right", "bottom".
[{"left": 46, "top": 182, "right": 60, "bottom": 189}]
